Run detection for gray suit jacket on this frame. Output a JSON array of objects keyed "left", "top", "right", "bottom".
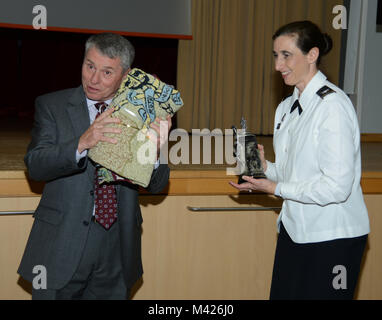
[{"left": 18, "top": 86, "right": 170, "bottom": 290}]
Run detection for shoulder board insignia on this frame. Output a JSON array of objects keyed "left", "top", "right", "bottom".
[{"left": 316, "top": 85, "right": 335, "bottom": 99}]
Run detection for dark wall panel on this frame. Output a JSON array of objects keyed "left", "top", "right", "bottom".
[{"left": 0, "top": 28, "right": 178, "bottom": 121}]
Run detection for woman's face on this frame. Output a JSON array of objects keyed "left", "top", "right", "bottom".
[{"left": 273, "top": 34, "right": 317, "bottom": 92}]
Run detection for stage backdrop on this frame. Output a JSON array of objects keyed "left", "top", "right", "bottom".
[{"left": 0, "top": 0, "right": 192, "bottom": 39}]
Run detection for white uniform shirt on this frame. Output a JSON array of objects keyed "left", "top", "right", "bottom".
[{"left": 265, "top": 71, "right": 370, "bottom": 243}]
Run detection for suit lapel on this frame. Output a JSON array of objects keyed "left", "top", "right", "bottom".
[
  {"left": 67, "top": 86, "right": 95, "bottom": 183},
  {"left": 67, "top": 86, "right": 90, "bottom": 136}
]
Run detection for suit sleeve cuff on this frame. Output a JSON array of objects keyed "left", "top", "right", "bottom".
[
  {"left": 274, "top": 183, "right": 282, "bottom": 197},
  {"left": 154, "top": 158, "right": 160, "bottom": 170},
  {"left": 76, "top": 149, "right": 88, "bottom": 163},
  {"left": 265, "top": 160, "right": 277, "bottom": 181}
]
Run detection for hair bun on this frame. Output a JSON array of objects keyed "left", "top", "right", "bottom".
[{"left": 321, "top": 33, "right": 333, "bottom": 56}]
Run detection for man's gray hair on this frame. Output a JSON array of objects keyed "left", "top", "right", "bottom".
[{"left": 85, "top": 33, "right": 135, "bottom": 72}]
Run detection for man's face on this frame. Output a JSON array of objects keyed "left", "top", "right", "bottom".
[{"left": 81, "top": 46, "right": 128, "bottom": 101}]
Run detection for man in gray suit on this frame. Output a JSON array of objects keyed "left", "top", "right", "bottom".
[{"left": 18, "top": 33, "right": 171, "bottom": 299}]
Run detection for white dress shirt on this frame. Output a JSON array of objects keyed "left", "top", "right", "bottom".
[{"left": 265, "top": 71, "right": 370, "bottom": 243}]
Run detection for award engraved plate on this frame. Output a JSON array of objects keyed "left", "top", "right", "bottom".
[{"left": 232, "top": 117, "right": 266, "bottom": 183}]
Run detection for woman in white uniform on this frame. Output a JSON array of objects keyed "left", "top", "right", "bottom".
[{"left": 230, "top": 20, "right": 370, "bottom": 299}]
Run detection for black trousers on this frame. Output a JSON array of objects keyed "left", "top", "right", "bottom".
[
  {"left": 32, "top": 218, "right": 129, "bottom": 300},
  {"left": 270, "top": 222, "right": 367, "bottom": 300}
]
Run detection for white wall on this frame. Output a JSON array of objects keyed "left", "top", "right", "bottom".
[
  {"left": 361, "top": 0, "right": 382, "bottom": 133},
  {"left": 346, "top": 0, "right": 382, "bottom": 133}
]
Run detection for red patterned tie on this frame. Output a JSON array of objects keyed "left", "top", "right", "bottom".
[{"left": 93, "top": 102, "right": 118, "bottom": 229}]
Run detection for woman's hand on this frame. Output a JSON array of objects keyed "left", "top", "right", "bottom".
[
  {"left": 257, "top": 144, "right": 267, "bottom": 171},
  {"left": 229, "top": 176, "right": 277, "bottom": 194}
]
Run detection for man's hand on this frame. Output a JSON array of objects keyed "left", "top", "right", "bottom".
[
  {"left": 78, "top": 107, "right": 122, "bottom": 154},
  {"left": 147, "top": 115, "right": 172, "bottom": 159}
]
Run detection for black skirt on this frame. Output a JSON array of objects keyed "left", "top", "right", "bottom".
[{"left": 269, "top": 222, "right": 368, "bottom": 300}]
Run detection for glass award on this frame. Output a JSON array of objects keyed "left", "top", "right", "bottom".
[{"left": 232, "top": 117, "right": 266, "bottom": 184}]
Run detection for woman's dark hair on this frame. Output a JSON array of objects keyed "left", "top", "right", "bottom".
[{"left": 272, "top": 20, "right": 332, "bottom": 65}]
